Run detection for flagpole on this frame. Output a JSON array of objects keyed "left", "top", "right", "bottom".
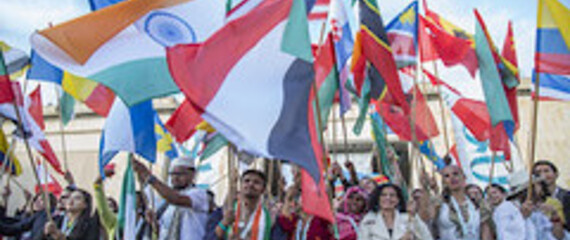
[
  {"left": 266, "top": 158, "right": 274, "bottom": 202},
  {"left": 10, "top": 98, "right": 52, "bottom": 220},
  {"left": 331, "top": 105, "right": 337, "bottom": 163},
  {"left": 340, "top": 107, "right": 351, "bottom": 163},
  {"left": 526, "top": 73, "right": 541, "bottom": 201},
  {"left": 432, "top": 63, "right": 451, "bottom": 153},
  {"left": 54, "top": 86, "right": 70, "bottom": 172},
  {"left": 488, "top": 151, "right": 496, "bottom": 186}
]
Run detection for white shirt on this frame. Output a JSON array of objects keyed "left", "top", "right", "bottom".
[
  {"left": 492, "top": 200, "right": 526, "bottom": 240},
  {"left": 158, "top": 188, "right": 209, "bottom": 240}
]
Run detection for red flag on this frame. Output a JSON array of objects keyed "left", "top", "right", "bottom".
[
  {"left": 418, "top": 16, "right": 438, "bottom": 62},
  {"left": 420, "top": 15, "right": 477, "bottom": 77},
  {"left": 501, "top": 21, "right": 520, "bottom": 130},
  {"left": 28, "top": 86, "right": 45, "bottom": 130},
  {"left": 35, "top": 159, "right": 63, "bottom": 197},
  {"left": 165, "top": 100, "right": 203, "bottom": 143},
  {"left": 301, "top": 85, "right": 334, "bottom": 223}
]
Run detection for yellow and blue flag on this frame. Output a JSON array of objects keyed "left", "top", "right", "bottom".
[
  {"left": 418, "top": 140, "right": 445, "bottom": 170},
  {"left": 154, "top": 114, "right": 178, "bottom": 159},
  {"left": 386, "top": 1, "right": 417, "bottom": 68},
  {"left": 0, "top": 129, "right": 22, "bottom": 176},
  {"left": 533, "top": 0, "right": 570, "bottom": 101}
]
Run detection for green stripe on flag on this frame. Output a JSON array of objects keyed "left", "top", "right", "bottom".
[
  {"left": 353, "top": 76, "right": 371, "bottom": 135},
  {"left": 281, "top": 0, "right": 313, "bottom": 62},
  {"left": 200, "top": 134, "right": 228, "bottom": 161},
  {"left": 118, "top": 156, "right": 136, "bottom": 239},
  {"left": 90, "top": 58, "right": 179, "bottom": 106},
  {"left": 475, "top": 18, "right": 513, "bottom": 127},
  {"left": 60, "top": 92, "right": 76, "bottom": 125},
  {"left": 0, "top": 51, "right": 8, "bottom": 76}
]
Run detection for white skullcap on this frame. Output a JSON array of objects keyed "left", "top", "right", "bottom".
[{"left": 169, "top": 156, "right": 195, "bottom": 172}]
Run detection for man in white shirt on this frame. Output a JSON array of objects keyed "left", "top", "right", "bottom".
[
  {"left": 487, "top": 183, "right": 527, "bottom": 240},
  {"left": 133, "top": 156, "right": 209, "bottom": 240}
]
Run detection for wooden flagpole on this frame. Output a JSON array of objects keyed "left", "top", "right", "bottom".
[
  {"left": 54, "top": 86, "right": 70, "bottom": 172},
  {"left": 526, "top": 73, "right": 541, "bottom": 201},
  {"left": 340, "top": 108, "right": 351, "bottom": 163},
  {"left": 488, "top": 151, "right": 496, "bottom": 186},
  {"left": 11, "top": 98, "right": 52, "bottom": 220}
]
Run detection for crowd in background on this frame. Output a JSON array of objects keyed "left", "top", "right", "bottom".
[{"left": 0, "top": 152, "right": 568, "bottom": 240}]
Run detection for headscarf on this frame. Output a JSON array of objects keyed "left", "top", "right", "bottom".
[{"left": 336, "top": 187, "right": 369, "bottom": 240}]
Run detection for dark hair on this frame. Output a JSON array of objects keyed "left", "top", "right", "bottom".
[
  {"left": 488, "top": 183, "right": 507, "bottom": 194},
  {"left": 533, "top": 160, "right": 558, "bottom": 174},
  {"left": 241, "top": 169, "right": 267, "bottom": 186},
  {"left": 67, "top": 189, "right": 98, "bottom": 239},
  {"left": 465, "top": 184, "right": 483, "bottom": 195},
  {"left": 369, "top": 183, "right": 406, "bottom": 213},
  {"left": 32, "top": 192, "right": 57, "bottom": 212}
]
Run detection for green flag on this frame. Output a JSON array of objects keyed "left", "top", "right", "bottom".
[
  {"left": 59, "top": 92, "right": 75, "bottom": 125},
  {"left": 118, "top": 156, "right": 136, "bottom": 239},
  {"left": 474, "top": 11, "right": 513, "bottom": 127}
]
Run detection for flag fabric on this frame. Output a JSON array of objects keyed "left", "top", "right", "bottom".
[
  {"left": 89, "top": 0, "right": 124, "bottom": 10},
  {"left": 450, "top": 113, "right": 511, "bottom": 187},
  {"left": 154, "top": 114, "right": 178, "bottom": 159},
  {"left": 386, "top": 1, "right": 418, "bottom": 68},
  {"left": 533, "top": 0, "right": 570, "bottom": 100},
  {"left": 327, "top": 0, "right": 354, "bottom": 114},
  {"left": 31, "top": 0, "right": 227, "bottom": 106},
  {"left": 420, "top": 3, "right": 478, "bottom": 77},
  {"left": 369, "top": 112, "right": 393, "bottom": 179},
  {"left": 376, "top": 68, "right": 439, "bottom": 141},
  {"left": 28, "top": 86, "right": 45, "bottom": 130},
  {"left": 167, "top": 0, "right": 322, "bottom": 182},
  {"left": 474, "top": 10, "right": 514, "bottom": 134},
  {"left": 0, "top": 41, "right": 29, "bottom": 76},
  {"left": 501, "top": 21, "right": 520, "bottom": 129},
  {"left": 309, "top": 0, "right": 329, "bottom": 20},
  {"left": 418, "top": 140, "right": 445, "bottom": 170},
  {"left": 99, "top": 100, "right": 156, "bottom": 176},
  {"left": 352, "top": 0, "right": 409, "bottom": 112},
  {"left": 0, "top": 52, "right": 63, "bottom": 174},
  {"left": 165, "top": 100, "right": 203, "bottom": 143},
  {"left": 27, "top": 51, "right": 115, "bottom": 118},
  {"left": 0, "top": 51, "right": 15, "bottom": 104},
  {"left": 35, "top": 160, "right": 63, "bottom": 196},
  {"left": 117, "top": 157, "right": 136, "bottom": 240},
  {"left": 199, "top": 132, "right": 228, "bottom": 161},
  {"left": 0, "top": 129, "right": 21, "bottom": 176},
  {"left": 313, "top": 35, "right": 340, "bottom": 131}
]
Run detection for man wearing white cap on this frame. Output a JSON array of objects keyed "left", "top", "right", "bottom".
[{"left": 133, "top": 156, "right": 209, "bottom": 240}]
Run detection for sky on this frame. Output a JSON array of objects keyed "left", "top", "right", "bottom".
[{"left": 0, "top": 0, "right": 537, "bottom": 81}]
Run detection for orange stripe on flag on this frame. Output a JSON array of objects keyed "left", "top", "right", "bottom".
[{"left": 39, "top": 0, "right": 191, "bottom": 64}]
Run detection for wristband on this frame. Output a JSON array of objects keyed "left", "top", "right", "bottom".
[
  {"left": 146, "top": 175, "right": 157, "bottom": 185},
  {"left": 218, "top": 222, "right": 229, "bottom": 232}
]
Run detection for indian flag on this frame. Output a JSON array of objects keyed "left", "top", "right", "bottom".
[
  {"left": 118, "top": 157, "right": 136, "bottom": 240},
  {"left": 31, "top": 0, "right": 226, "bottom": 106}
]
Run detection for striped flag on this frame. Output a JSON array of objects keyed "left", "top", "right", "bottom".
[
  {"left": 31, "top": 0, "right": 227, "bottom": 106},
  {"left": 118, "top": 157, "right": 136, "bottom": 240},
  {"left": 0, "top": 129, "right": 21, "bottom": 176},
  {"left": 352, "top": 0, "right": 409, "bottom": 113},
  {"left": 99, "top": 100, "right": 156, "bottom": 176},
  {"left": 386, "top": 1, "right": 418, "bottom": 68},
  {"left": 533, "top": 0, "right": 570, "bottom": 100}
]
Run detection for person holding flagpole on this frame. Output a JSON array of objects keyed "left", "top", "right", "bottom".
[
  {"left": 205, "top": 169, "right": 271, "bottom": 240},
  {"left": 132, "top": 156, "right": 209, "bottom": 240}
]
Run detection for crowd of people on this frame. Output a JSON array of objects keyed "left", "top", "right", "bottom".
[{"left": 0, "top": 153, "right": 568, "bottom": 240}]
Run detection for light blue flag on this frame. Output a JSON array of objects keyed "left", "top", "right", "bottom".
[{"left": 99, "top": 100, "right": 156, "bottom": 176}]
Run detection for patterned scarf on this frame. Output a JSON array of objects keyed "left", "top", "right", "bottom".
[{"left": 230, "top": 199, "right": 271, "bottom": 240}]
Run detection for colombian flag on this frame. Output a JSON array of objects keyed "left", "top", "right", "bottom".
[{"left": 534, "top": 0, "right": 570, "bottom": 101}]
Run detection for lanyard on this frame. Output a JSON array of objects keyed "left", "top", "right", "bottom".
[{"left": 450, "top": 196, "right": 476, "bottom": 238}]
